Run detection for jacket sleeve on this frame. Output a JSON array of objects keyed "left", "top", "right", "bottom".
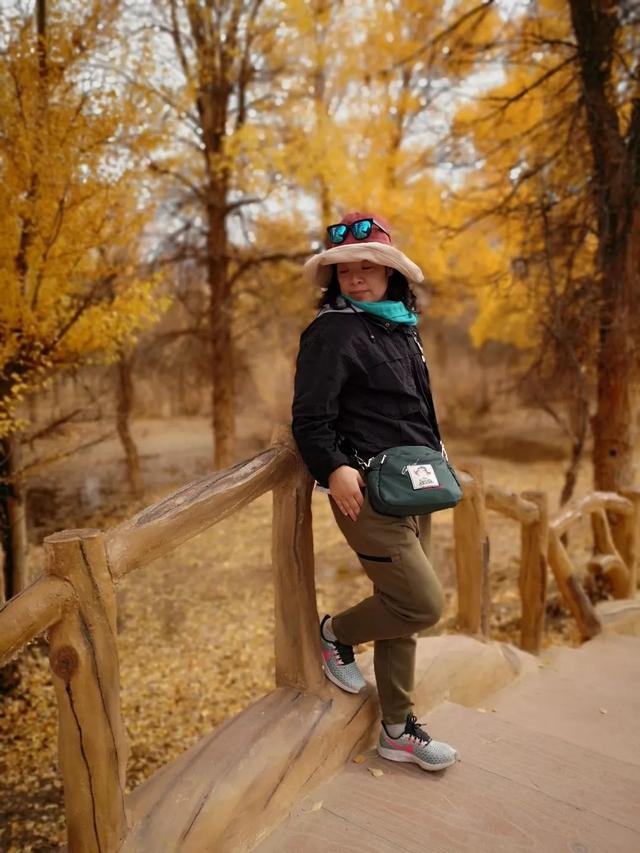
[{"left": 291, "top": 320, "right": 353, "bottom": 487}]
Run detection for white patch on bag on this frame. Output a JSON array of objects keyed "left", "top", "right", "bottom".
[{"left": 407, "top": 464, "right": 440, "bottom": 490}]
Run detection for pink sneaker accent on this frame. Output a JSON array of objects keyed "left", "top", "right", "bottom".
[{"left": 382, "top": 734, "right": 414, "bottom": 753}]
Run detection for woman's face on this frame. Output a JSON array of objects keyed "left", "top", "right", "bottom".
[{"left": 336, "top": 261, "right": 390, "bottom": 302}]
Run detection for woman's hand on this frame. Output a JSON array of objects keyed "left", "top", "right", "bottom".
[{"left": 329, "top": 465, "right": 366, "bottom": 521}]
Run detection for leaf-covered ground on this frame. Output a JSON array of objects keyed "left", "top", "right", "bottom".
[{"left": 0, "top": 421, "right": 606, "bottom": 852}]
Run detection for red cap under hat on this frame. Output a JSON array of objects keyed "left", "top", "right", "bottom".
[
  {"left": 328, "top": 211, "right": 393, "bottom": 247},
  {"left": 304, "top": 211, "right": 424, "bottom": 287}
]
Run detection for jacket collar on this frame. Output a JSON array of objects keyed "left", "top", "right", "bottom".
[{"left": 317, "top": 297, "right": 414, "bottom": 333}]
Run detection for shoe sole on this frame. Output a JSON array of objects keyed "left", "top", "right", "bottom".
[
  {"left": 322, "top": 660, "right": 365, "bottom": 694},
  {"left": 377, "top": 745, "right": 457, "bottom": 771}
]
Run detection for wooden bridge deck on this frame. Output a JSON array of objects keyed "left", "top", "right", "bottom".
[{"left": 256, "top": 630, "right": 640, "bottom": 853}]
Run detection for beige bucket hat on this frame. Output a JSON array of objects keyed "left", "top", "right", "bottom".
[{"left": 303, "top": 211, "right": 424, "bottom": 287}]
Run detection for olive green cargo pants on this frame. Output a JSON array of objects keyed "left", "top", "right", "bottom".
[{"left": 329, "top": 491, "right": 444, "bottom": 724}]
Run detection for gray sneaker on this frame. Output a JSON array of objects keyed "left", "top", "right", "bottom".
[
  {"left": 320, "top": 614, "right": 366, "bottom": 694},
  {"left": 378, "top": 714, "right": 458, "bottom": 771}
]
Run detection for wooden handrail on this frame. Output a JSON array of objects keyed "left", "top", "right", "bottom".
[
  {"left": 454, "top": 467, "right": 551, "bottom": 651},
  {"left": 0, "top": 443, "right": 297, "bottom": 665},
  {"left": 617, "top": 488, "right": 640, "bottom": 595},
  {"left": 0, "top": 438, "right": 303, "bottom": 853},
  {"left": 484, "top": 485, "right": 633, "bottom": 642},
  {"left": 551, "top": 491, "right": 633, "bottom": 537},
  {"left": 548, "top": 529, "right": 602, "bottom": 639},
  {"left": 105, "top": 442, "right": 297, "bottom": 578},
  {"left": 589, "top": 507, "right": 629, "bottom": 597},
  {"left": 0, "top": 575, "right": 75, "bottom": 667},
  {"left": 0, "top": 433, "right": 637, "bottom": 853},
  {"left": 485, "top": 484, "right": 540, "bottom": 525}
]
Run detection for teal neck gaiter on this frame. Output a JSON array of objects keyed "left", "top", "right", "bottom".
[{"left": 343, "top": 295, "right": 418, "bottom": 326}]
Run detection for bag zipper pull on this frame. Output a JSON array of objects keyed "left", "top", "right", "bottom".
[{"left": 353, "top": 447, "right": 373, "bottom": 470}]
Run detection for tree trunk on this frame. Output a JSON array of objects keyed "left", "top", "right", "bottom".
[
  {"left": 207, "top": 200, "right": 235, "bottom": 470},
  {"left": 591, "top": 297, "right": 636, "bottom": 494},
  {"left": 592, "top": 221, "right": 640, "bottom": 550},
  {"left": 187, "top": 0, "right": 236, "bottom": 471},
  {"left": 115, "top": 352, "right": 143, "bottom": 499},
  {"left": 0, "top": 434, "right": 29, "bottom": 600},
  {"left": 560, "top": 393, "right": 589, "bottom": 507},
  {"left": 568, "top": 0, "right": 640, "bottom": 498}
]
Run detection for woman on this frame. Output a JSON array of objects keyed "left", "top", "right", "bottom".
[{"left": 292, "top": 211, "right": 458, "bottom": 772}]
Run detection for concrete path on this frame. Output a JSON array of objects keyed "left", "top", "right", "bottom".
[{"left": 256, "top": 632, "right": 640, "bottom": 852}]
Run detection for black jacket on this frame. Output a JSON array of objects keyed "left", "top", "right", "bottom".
[{"left": 291, "top": 301, "right": 441, "bottom": 487}]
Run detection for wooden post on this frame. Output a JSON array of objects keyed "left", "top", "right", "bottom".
[
  {"left": 519, "top": 491, "right": 548, "bottom": 654},
  {"left": 45, "top": 529, "right": 128, "bottom": 853},
  {"left": 271, "top": 428, "right": 325, "bottom": 693},
  {"left": 453, "top": 461, "right": 490, "bottom": 638},
  {"left": 590, "top": 508, "right": 630, "bottom": 598},
  {"left": 617, "top": 488, "right": 640, "bottom": 596},
  {"left": 547, "top": 528, "right": 602, "bottom": 640}
]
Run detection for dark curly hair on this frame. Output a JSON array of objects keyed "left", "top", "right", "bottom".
[{"left": 317, "top": 267, "right": 418, "bottom": 313}]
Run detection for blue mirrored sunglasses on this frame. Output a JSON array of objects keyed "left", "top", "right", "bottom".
[{"left": 326, "top": 218, "right": 390, "bottom": 244}]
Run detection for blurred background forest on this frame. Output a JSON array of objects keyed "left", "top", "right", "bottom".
[{"left": 0, "top": 0, "right": 638, "bottom": 849}]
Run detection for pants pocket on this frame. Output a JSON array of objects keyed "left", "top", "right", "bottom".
[{"left": 356, "top": 552, "right": 393, "bottom": 563}]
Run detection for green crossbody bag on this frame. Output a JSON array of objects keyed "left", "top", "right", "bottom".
[
  {"left": 356, "top": 330, "right": 463, "bottom": 517},
  {"left": 365, "top": 444, "right": 462, "bottom": 517}
]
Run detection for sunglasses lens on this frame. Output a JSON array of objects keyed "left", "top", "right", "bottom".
[
  {"left": 352, "top": 219, "right": 373, "bottom": 240},
  {"left": 328, "top": 224, "right": 348, "bottom": 244}
]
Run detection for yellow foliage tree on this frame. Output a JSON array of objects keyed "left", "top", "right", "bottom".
[
  {"left": 0, "top": 1, "right": 165, "bottom": 597},
  {"left": 132, "top": 0, "right": 313, "bottom": 468},
  {"left": 445, "top": 0, "right": 639, "bottom": 497},
  {"left": 279, "top": 0, "right": 505, "bottom": 306}
]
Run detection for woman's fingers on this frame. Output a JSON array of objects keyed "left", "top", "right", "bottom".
[
  {"left": 328, "top": 468, "right": 366, "bottom": 520},
  {"left": 345, "top": 502, "right": 358, "bottom": 522},
  {"left": 338, "top": 489, "right": 364, "bottom": 521}
]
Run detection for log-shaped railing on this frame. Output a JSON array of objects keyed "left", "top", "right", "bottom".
[
  {"left": 0, "top": 436, "right": 638, "bottom": 851},
  {"left": 547, "top": 490, "right": 640, "bottom": 638},
  {"left": 453, "top": 462, "right": 640, "bottom": 652},
  {"left": 453, "top": 462, "right": 550, "bottom": 653},
  {"left": 0, "top": 431, "right": 305, "bottom": 853}
]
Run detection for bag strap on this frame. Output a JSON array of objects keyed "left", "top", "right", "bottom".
[{"left": 409, "top": 329, "right": 449, "bottom": 461}]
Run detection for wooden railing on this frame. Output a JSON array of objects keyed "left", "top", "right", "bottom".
[
  {"left": 0, "top": 435, "right": 638, "bottom": 851},
  {"left": 0, "top": 429, "right": 311, "bottom": 852},
  {"left": 454, "top": 460, "right": 640, "bottom": 652}
]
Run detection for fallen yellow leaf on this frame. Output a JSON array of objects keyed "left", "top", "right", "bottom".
[
  {"left": 352, "top": 754, "right": 366, "bottom": 764},
  {"left": 369, "top": 767, "right": 384, "bottom": 778}
]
